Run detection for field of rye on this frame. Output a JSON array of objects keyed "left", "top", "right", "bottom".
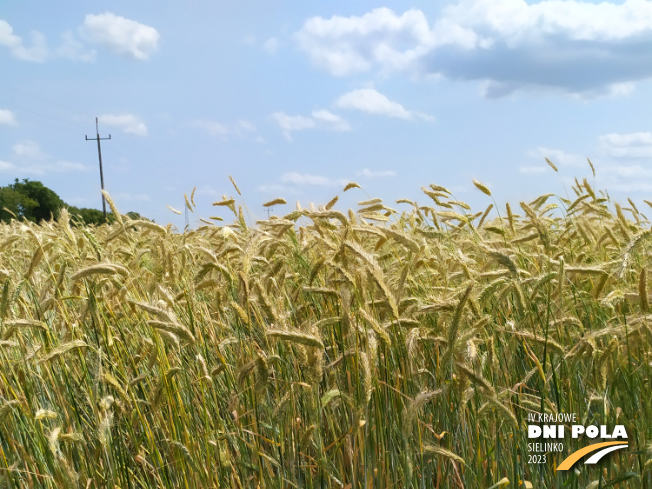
[{"left": 0, "top": 174, "right": 651, "bottom": 488}]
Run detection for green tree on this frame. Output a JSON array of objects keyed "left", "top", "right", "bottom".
[
  {"left": 0, "top": 179, "right": 65, "bottom": 223},
  {"left": 66, "top": 205, "right": 113, "bottom": 226},
  {"left": 0, "top": 186, "right": 39, "bottom": 222},
  {"left": 66, "top": 207, "right": 144, "bottom": 226},
  {"left": 1, "top": 179, "right": 147, "bottom": 225}
]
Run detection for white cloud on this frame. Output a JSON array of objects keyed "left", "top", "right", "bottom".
[
  {"left": 194, "top": 185, "right": 219, "bottom": 196},
  {"left": 335, "top": 88, "right": 432, "bottom": 120},
  {"left": 607, "top": 83, "right": 636, "bottom": 97},
  {"left": 295, "top": 1, "right": 652, "bottom": 97},
  {"left": 13, "top": 140, "right": 45, "bottom": 158},
  {"left": 599, "top": 132, "right": 652, "bottom": 158},
  {"left": 260, "top": 171, "right": 352, "bottom": 194},
  {"left": 357, "top": 167, "right": 396, "bottom": 178},
  {"left": 81, "top": 13, "right": 159, "bottom": 60},
  {"left": 99, "top": 114, "right": 148, "bottom": 136},
  {"left": 57, "top": 31, "right": 96, "bottom": 62},
  {"left": 0, "top": 21, "right": 21, "bottom": 44},
  {"left": 523, "top": 138, "right": 652, "bottom": 193},
  {"left": 194, "top": 120, "right": 229, "bottom": 138},
  {"left": 525, "top": 135, "right": 652, "bottom": 191},
  {"left": 0, "top": 160, "right": 16, "bottom": 171},
  {"left": 527, "top": 147, "right": 585, "bottom": 168},
  {"left": 271, "top": 112, "right": 316, "bottom": 141},
  {"left": 0, "top": 20, "right": 23, "bottom": 52},
  {"left": 601, "top": 182, "right": 652, "bottom": 193},
  {"left": 594, "top": 160, "right": 652, "bottom": 193},
  {"left": 237, "top": 120, "right": 256, "bottom": 132},
  {"left": 295, "top": 8, "right": 434, "bottom": 76},
  {"left": 264, "top": 37, "right": 280, "bottom": 54},
  {"left": 51, "top": 161, "right": 86, "bottom": 172},
  {"left": 21, "top": 161, "right": 87, "bottom": 174},
  {"left": 194, "top": 119, "right": 260, "bottom": 140},
  {"left": 0, "top": 109, "right": 16, "bottom": 126},
  {"left": 0, "top": 20, "right": 47, "bottom": 62},
  {"left": 1, "top": 141, "right": 86, "bottom": 174},
  {"left": 311, "top": 110, "right": 351, "bottom": 131},
  {"left": 257, "top": 184, "right": 288, "bottom": 193},
  {"left": 271, "top": 110, "right": 350, "bottom": 140},
  {"left": 280, "top": 172, "right": 348, "bottom": 186},
  {"left": 602, "top": 165, "right": 652, "bottom": 178}
]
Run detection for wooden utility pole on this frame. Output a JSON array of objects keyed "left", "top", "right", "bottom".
[{"left": 85, "top": 118, "right": 111, "bottom": 220}]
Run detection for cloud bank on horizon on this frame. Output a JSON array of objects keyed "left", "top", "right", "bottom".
[
  {"left": 294, "top": 0, "right": 652, "bottom": 97},
  {"left": 0, "top": 12, "right": 158, "bottom": 63}
]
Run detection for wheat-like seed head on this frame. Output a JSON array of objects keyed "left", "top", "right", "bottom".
[
  {"left": 102, "top": 190, "right": 123, "bottom": 224},
  {"left": 2, "top": 178, "right": 651, "bottom": 487}
]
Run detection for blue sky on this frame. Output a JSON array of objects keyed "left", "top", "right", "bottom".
[{"left": 2, "top": 0, "right": 652, "bottom": 226}]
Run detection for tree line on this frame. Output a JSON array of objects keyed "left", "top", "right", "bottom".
[{"left": 0, "top": 179, "right": 143, "bottom": 225}]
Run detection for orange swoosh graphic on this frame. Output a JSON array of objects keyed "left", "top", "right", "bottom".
[{"left": 556, "top": 442, "right": 628, "bottom": 471}]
